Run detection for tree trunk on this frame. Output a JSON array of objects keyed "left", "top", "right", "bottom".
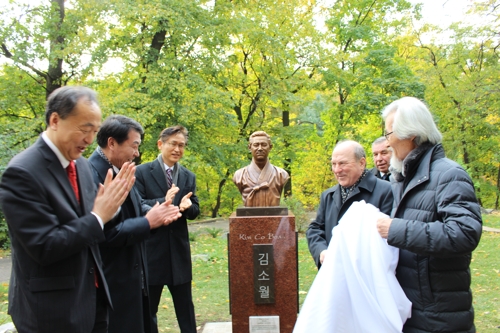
[
  {"left": 282, "top": 108, "right": 292, "bottom": 197},
  {"left": 211, "top": 170, "right": 230, "bottom": 218},
  {"left": 496, "top": 163, "right": 500, "bottom": 210},
  {"left": 46, "top": 0, "right": 65, "bottom": 99}
]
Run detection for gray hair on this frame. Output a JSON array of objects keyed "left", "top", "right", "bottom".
[
  {"left": 334, "top": 140, "right": 366, "bottom": 161},
  {"left": 45, "top": 86, "right": 98, "bottom": 126},
  {"left": 381, "top": 97, "right": 442, "bottom": 146},
  {"left": 372, "top": 136, "right": 387, "bottom": 147}
]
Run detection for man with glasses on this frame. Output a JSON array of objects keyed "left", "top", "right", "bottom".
[
  {"left": 370, "top": 136, "right": 392, "bottom": 181},
  {"left": 233, "top": 130, "right": 289, "bottom": 206},
  {"left": 307, "top": 140, "right": 393, "bottom": 268},
  {"left": 376, "top": 97, "right": 482, "bottom": 333},
  {"left": 89, "top": 115, "right": 181, "bottom": 333},
  {"left": 135, "top": 125, "right": 200, "bottom": 333}
]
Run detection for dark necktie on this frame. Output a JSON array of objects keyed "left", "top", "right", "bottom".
[
  {"left": 166, "top": 168, "right": 173, "bottom": 189},
  {"left": 67, "top": 161, "right": 80, "bottom": 203}
]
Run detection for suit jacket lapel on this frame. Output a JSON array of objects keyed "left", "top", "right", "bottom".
[
  {"left": 129, "top": 187, "right": 142, "bottom": 216},
  {"left": 76, "top": 157, "right": 95, "bottom": 214},
  {"left": 173, "top": 167, "right": 188, "bottom": 206},
  {"left": 331, "top": 186, "right": 343, "bottom": 215},
  {"left": 151, "top": 159, "right": 168, "bottom": 193},
  {"left": 38, "top": 139, "right": 81, "bottom": 213}
]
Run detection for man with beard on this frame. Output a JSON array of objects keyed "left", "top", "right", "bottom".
[
  {"left": 370, "top": 136, "right": 392, "bottom": 181},
  {"left": 307, "top": 140, "right": 393, "bottom": 268},
  {"left": 376, "top": 96, "right": 482, "bottom": 333}
]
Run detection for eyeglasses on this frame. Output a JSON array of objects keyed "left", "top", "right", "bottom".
[
  {"left": 166, "top": 141, "right": 186, "bottom": 150},
  {"left": 384, "top": 131, "right": 394, "bottom": 140}
]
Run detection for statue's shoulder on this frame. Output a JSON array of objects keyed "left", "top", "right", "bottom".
[
  {"left": 272, "top": 165, "right": 290, "bottom": 180},
  {"left": 233, "top": 165, "right": 249, "bottom": 182}
]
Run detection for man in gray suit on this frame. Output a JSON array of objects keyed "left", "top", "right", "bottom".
[
  {"left": 0, "top": 86, "right": 134, "bottom": 333},
  {"left": 307, "top": 140, "right": 393, "bottom": 268},
  {"left": 135, "top": 125, "right": 200, "bottom": 333}
]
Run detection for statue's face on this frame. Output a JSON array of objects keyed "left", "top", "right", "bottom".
[{"left": 249, "top": 136, "right": 271, "bottom": 162}]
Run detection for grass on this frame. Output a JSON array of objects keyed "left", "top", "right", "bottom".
[
  {"left": 0, "top": 283, "right": 8, "bottom": 325},
  {"left": 482, "top": 212, "right": 500, "bottom": 229},
  {"left": 157, "top": 232, "right": 500, "bottom": 332},
  {"left": 471, "top": 231, "right": 500, "bottom": 331},
  {"left": 0, "top": 229, "right": 497, "bottom": 332}
]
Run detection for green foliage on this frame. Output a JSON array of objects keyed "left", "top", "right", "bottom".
[
  {"left": 281, "top": 196, "right": 310, "bottom": 234},
  {"left": 0, "top": 213, "right": 10, "bottom": 250},
  {"left": 204, "top": 227, "right": 223, "bottom": 239},
  {"left": 188, "top": 230, "right": 201, "bottom": 242},
  {"left": 1, "top": 0, "right": 499, "bottom": 215}
]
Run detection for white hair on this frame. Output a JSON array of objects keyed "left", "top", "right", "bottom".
[{"left": 381, "top": 97, "right": 442, "bottom": 146}]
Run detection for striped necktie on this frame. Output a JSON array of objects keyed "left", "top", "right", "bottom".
[{"left": 166, "top": 168, "right": 173, "bottom": 189}]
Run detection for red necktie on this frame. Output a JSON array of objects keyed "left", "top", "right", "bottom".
[
  {"left": 66, "top": 161, "right": 80, "bottom": 203},
  {"left": 67, "top": 161, "right": 99, "bottom": 287}
]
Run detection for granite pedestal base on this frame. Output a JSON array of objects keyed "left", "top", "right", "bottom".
[{"left": 228, "top": 213, "right": 298, "bottom": 333}]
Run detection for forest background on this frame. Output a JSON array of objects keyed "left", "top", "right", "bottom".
[{"left": 0, "top": 0, "right": 499, "bottom": 231}]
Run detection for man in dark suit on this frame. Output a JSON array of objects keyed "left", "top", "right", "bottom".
[
  {"left": 135, "top": 125, "right": 200, "bottom": 333},
  {"left": 0, "top": 86, "right": 135, "bottom": 333},
  {"left": 307, "top": 140, "right": 393, "bottom": 268},
  {"left": 370, "top": 136, "right": 392, "bottom": 181},
  {"left": 89, "top": 115, "right": 182, "bottom": 333}
]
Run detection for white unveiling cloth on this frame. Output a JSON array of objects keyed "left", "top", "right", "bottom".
[{"left": 294, "top": 201, "right": 412, "bottom": 333}]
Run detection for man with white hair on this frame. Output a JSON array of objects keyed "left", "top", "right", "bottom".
[
  {"left": 307, "top": 140, "right": 393, "bottom": 268},
  {"left": 376, "top": 97, "right": 482, "bottom": 333}
]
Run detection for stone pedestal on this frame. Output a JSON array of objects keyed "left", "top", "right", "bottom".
[{"left": 228, "top": 212, "right": 298, "bottom": 333}]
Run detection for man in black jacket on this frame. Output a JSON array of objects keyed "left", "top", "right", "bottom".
[
  {"left": 135, "top": 125, "right": 200, "bottom": 333},
  {"left": 370, "top": 136, "right": 392, "bottom": 181},
  {"left": 307, "top": 140, "right": 393, "bottom": 268},
  {"left": 89, "top": 115, "right": 181, "bottom": 333},
  {"left": 0, "top": 86, "right": 135, "bottom": 333},
  {"left": 377, "top": 97, "right": 482, "bottom": 333}
]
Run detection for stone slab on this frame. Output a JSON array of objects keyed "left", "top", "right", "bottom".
[
  {"left": 201, "top": 322, "right": 232, "bottom": 333},
  {"left": 236, "top": 206, "right": 288, "bottom": 217},
  {"left": 0, "top": 322, "right": 16, "bottom": 333},
  {"left": 229, "top": 213, "right": 297, "bottom": 333}
]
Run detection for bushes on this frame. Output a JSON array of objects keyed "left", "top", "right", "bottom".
[
  {"left": 282, "top": 196, "right": 310, "bottom": 233},
  {"left": 0, "top": 212, "right": 10, "bottom": 250}
]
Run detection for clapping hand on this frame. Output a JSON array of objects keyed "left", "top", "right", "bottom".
[
  {"left": 179, "top": 192, "right": 192, "bottom": 212},
  {"left": 165, "top": 184, "right": 180, "bottom": 202}
]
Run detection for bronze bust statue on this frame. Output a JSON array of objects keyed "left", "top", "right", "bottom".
[{"left": 233, "top": 131, "right": 289, "bottom": 207}]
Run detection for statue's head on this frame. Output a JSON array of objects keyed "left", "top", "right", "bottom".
[{"left": 248, "top": 131, "right": 272, "bottom": 163}]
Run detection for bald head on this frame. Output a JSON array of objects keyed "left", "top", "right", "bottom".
[{"left": 331, "top": 140, "right": 367, "bottom": 187}]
